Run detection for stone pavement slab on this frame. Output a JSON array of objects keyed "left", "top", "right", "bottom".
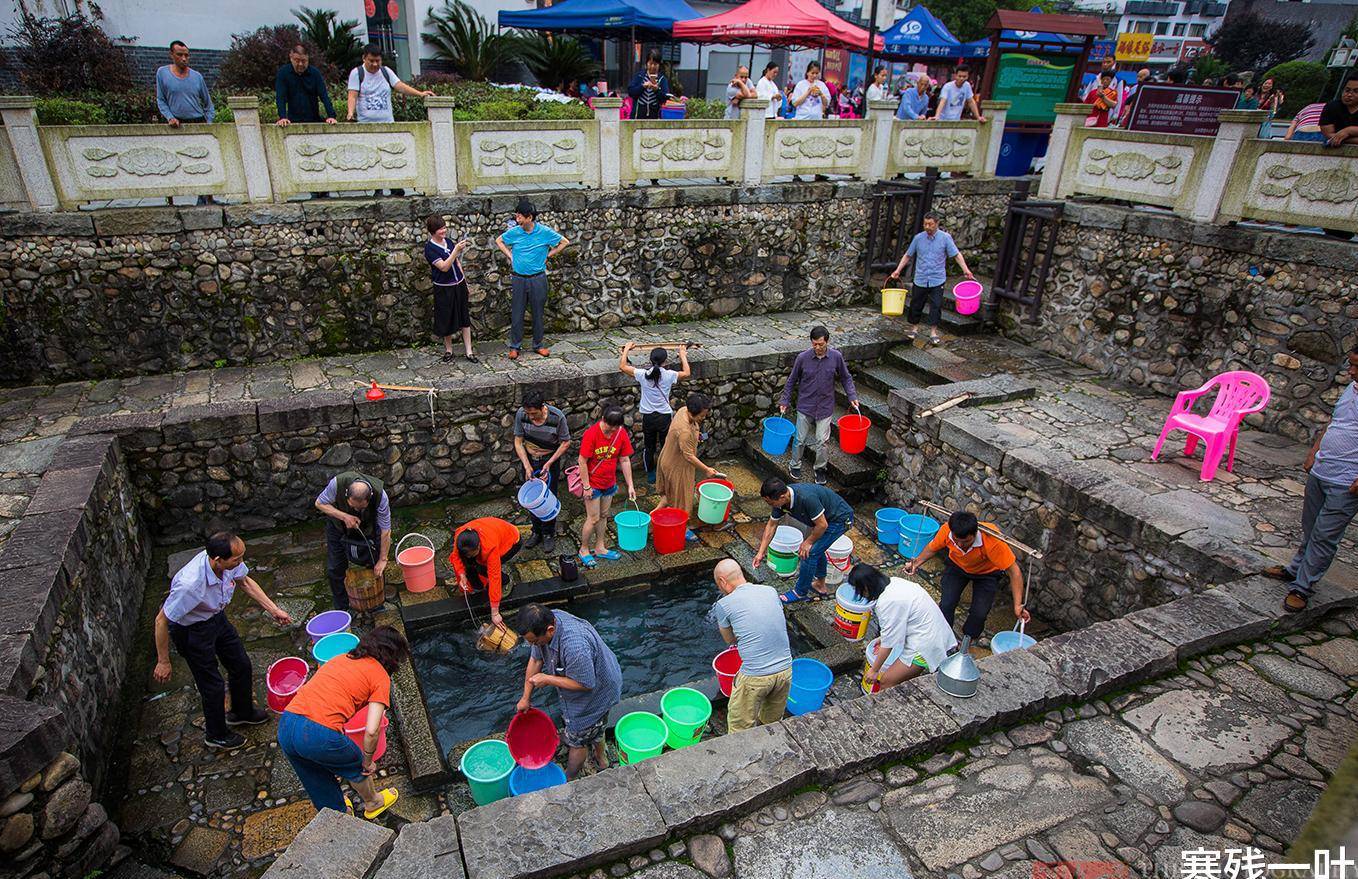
[
  {"left": 730, "top": 808, "right": 913, "bottom": 879},
  {"left": 261, "top": 810, "right": 393, "bottom": 879},
  {"left": 924, "top": 648, "right": 1071, "bottom": 736},
  {"left": 1061, "top": 717, "right": 1190, "bottom": 802},
  {"left": 1123, "top": 588, "right": 1271, "bottom": 659},
  {"left": 1234, "top": 780, "right": 1322, "bottom": 845},
  {"left": 1122, "top": 689, "right": 1292, "bottom": 773},
  {"left": 1247, "top": 653, "right": 1347, "bottom": 701},
  {"left": 1029, "top": 618, "right": 1178, "bottom": 700},
  {"left": 374, "top": 815, "right": 465, "bottom": 879}
]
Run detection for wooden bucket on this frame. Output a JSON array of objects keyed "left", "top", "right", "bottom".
[
  {"left": 345, "top": 567, "right": 385, "bottom": 612},
  {"left": 477, "top": 623, "right": 519, "bottom": 654}
]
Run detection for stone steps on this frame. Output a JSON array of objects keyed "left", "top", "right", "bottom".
[
  {"left": 839, "top": 385, "right": 893, "bottom": 433},
  {"left": 743, "top": 437, "right": 875, "bottom": 503},
  {"left": 858, "top": 363, "right": 930, "bottom": 399}
]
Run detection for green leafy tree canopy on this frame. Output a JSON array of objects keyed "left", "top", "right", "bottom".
[
  {"left": 1207, "top": 12, "right": 1314, "bottom": 74},
  {"left": 293, "top": 7, "right": 365, "bottom": 73},
  {"left": 423, "top": 0, "right": 518, "bottom": 81},
  {"left": 933, "top": 0, "right": 1055, "bottom": 45},
  {"left": 519, "top": 33, "right": 599, "bottom": 91}
]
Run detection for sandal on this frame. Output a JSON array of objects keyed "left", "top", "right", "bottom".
[
  {"left": 595, "top": 549, "right": 621, "bottom": 561},
  {"left": 439, "top": 352, "right": 456, "bottom": 363},
  {"left": 363, "top": 787, "right": 399, "bottom": 820},
  {"left": 577, "top": 553, "right": 597, "bottom": 569},
  {"left": 465, "top": 353, "right": 479, "bottom": 363},
  {"left": 781, "top": 589, "right": 808, "bottom": 604}
]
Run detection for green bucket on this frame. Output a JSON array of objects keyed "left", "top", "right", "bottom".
[
  {"left": 696, "top": 481, "right": 734, "bottom": 525},
  {"left": 768, "top": 548, "right": 799, "bottom": 576},
  {"left": 460, "top": 739, "right": 516, "bottom": 806},
  {"left": 614, "top": 711, "right": 668, "bottom": 764},
  {"left": 614, "top": 502, "right": 651, "bottom": 552},
  {"left": 660, "top": 687, "right": 712, "bottom": 749}
]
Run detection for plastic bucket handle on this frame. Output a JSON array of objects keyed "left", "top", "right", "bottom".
[{"left": 396, "top": 532, "right": 435, "bottom": 558}]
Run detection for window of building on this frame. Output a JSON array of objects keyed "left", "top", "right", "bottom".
[
  {"left": 1189, "top": 23, "right": 1206, "bottom": 35},
  {"left": 1133, "top": 20, "right": 1153, "bottom": 32},
  {"left": 1173, "top": 22, "right": 1187, "bottom": 35},
  {"left": 1155, "top": 21, "right": 1170, "bottom": 33}
]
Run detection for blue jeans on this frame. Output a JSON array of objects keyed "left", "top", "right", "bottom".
[
  {"left": 794, "top": 517, "right": 852, "bottom": 597},
  {"left": 1286, "top": 473, "right": 1358, "bottom": 597},
  {"left": 277, "top": 711, "right": 364, "bottom": 813}
]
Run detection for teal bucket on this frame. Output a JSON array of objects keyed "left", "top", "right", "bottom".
[
  {"left": 660, "top": 687, "right": 712, "bottom": 749},
  {"left": 897, "top": 514, "right": 941, "bottom": 558},
  {"left": 696, "top": 481, "right": 734, "bottom": 525},
  {"left": 614, "top": 503, "right": 651, "bottom": 552},
  {"left": 312, "top": 632, "right": 358, "bottom": 664},
  {"left": 460, "top": 739, "right": 516, "bottom": 806}
]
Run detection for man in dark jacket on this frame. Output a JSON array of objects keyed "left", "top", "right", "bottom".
[
  {"left": 627, "top": 51, "right": 670, "bottom": 120},
  {"left": 275, "top": 44, "right": 337, "bottom": 125},
  {"left": 314, "top": 471, "right": 392, "bottom": 610}
]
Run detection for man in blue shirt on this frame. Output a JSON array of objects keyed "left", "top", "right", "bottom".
[
  {"left": 496, "top": 199, "right": 570, "bottom": 359},
  {"left": 155, "top": 40, "right": 215, "bottom": 205},
  {"left": 1266, "top": 347, "right": 1358, "bottom": 611},
  {"left": 897, "top": 75, "right": 932, "bottom": 121},
  {"left": 753, "top": 477, "right": 855, "bottom": 604},
  {"left": 888, "top": 211, "right": 975, "bottom": 346},
  {"left": 151, "top": 532, "right": 293, "bottom": 750},
  {"left": 515, "top": 604, "right": 622, "bottom": 779}
]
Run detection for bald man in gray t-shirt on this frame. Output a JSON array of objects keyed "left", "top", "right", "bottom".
[{"left": 712, "top": 559, "right": 792, "bottom": 732}]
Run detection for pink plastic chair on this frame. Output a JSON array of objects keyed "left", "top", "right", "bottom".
[{"left": 1151, "top": 371, "right": 1271, "bottom": 481}]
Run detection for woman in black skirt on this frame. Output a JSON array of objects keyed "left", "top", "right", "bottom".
[{"left": 424, "top": 215, "right": 475, "bottom": 363}]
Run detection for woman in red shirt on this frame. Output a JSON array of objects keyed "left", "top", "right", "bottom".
[
  {"left": 277, "top": 626, "right": 408, "bottom": 818},
  {"left": 451, "top": 516, "right": 522, "bottom": 629},
  {"left": 577, "top": 404, "right": 637, "bottom": 568}
]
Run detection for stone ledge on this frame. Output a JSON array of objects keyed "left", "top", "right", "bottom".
[
  {"left": 160, "top": 401, "right": 260, "bottom": 444},
  {"left": 1215, "top": 573, "right": 1358, "bottom": 633},
  {"left": 224, "top": 203, "right": 306, "bottom": 228},
  {"left": 0, "top": 564, "right": 68, "bottom": 667},
  {"left": 46, "top": 434, "right": 116, "bottom": 474},
  {"left": 257, "top": 392, "right": 356, "bottom": 434},
  {"left": 887, "top": 375, "right": 1039, "bottom": 423},
  {"left": 0, "top": 212, "right": 95, "bottom": 238},
  {"left": 91, "top": 209, "right": 184, "bottom": 237},
  {"left": 0, "top": 696, "right": 64, "bottom": 798},
  {"left": 457, "top": 763, "right": 666, "bottom": 879},
  {"left": 373, "top": 816, "right": 465, "bottom": 879},
  {"left": 0, "top": 506, "right": 89, "bottom": 579},
  {"left": 1123, "top": 586, "right": 1272, "bottom": 659},
  {"left": 0, "top": 635, "right": 40, "bottom": 701},
  {"left": 24, "top": 466, "right": 103, "bottom": 515},
  {"left": 261, "top": 809, "right": 394, "bottom": 879},
  {"left": 924, "top": 648, "right": 1072, "bottom": 736},
  {"left": 373, "top": 610, "right": 450, "bottom": 791},
  {"left": 1027, "top": 617, "right": 1178, "bottom": 701},
  {"left": 69, "top": 413, "right": 164, "bottom": 450}
]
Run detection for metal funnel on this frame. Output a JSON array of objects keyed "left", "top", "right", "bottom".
[{"left": 936, "top": 635, "right": 980, "bottom": 698}]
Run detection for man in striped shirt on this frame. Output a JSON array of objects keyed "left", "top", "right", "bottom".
[{"left": 1266, "top": 347, "right": 1358, "bottom": 611}]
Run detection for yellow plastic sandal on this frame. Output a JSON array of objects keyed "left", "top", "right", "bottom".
[{"left": 363, "top": 787, "right": 399, "bottom": 820}]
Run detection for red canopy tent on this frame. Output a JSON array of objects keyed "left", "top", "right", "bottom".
[{"left": 672, "top": 0, "right": 885, "bottom": 53}]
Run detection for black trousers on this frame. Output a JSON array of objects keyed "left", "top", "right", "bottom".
[
  {"left": 938, "top": 560, "right": 1004, "bottom": 639},
  {"left": 907, "top": 283, "right": 945, "bottom": 327},
  {"left": 465, "top": 539, "right": 522, "bottom": 592},
  {"left": 527, "top": 455, "right": 561, "bottom": 537},
  {"left": 169, "top": 612, "right": 254, "bottom": 739},
  {"left": 325, "top": 521, "right": 378, "bottom": 611},
  {"left": 641, "top": 412, "right": 673, "bottom": 475}
]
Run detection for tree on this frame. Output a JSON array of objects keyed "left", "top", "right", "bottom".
[
  {"left": 933, "top": 0, "right": 1055, "bottom": 45},
  {"left": 423, "top": 0, "right": 518, "bottom": 81},
  {"left": 1189, "top": 53, "right": 1229, "bottom": 84},
  {"left": 217, "top": 24, "right": 328, "bottom": 90},
  {"left": 1207, "top": 12, "right": 1314, "bottom": 74},
  {"left": 1261, "top": 60, "right": 1330, "bottom": 116},
  {"left": 3, "top": 1, "right": 134, "bottom": 94},
  {"left": 294, "top": 7, "right": 364, "bottom": 73},
  {"left": 519, "top": 34, "right": 599, "bottom": 91}
]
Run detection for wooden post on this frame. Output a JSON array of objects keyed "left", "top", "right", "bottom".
[{"left": 1066, "top": 36, "right": 1094, "bottom": 102}]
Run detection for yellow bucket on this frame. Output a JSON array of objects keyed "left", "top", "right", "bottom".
[
  {"left": 881, "top": 288, "right": 907, "bottom": 316},
  {"left": 861, "top": 637, "right": 902, "bottom": 695},
  {"left": 833, "top": 583, "right": 873, "bottom": 641}
]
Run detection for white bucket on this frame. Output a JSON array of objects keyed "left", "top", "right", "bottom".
[
  {"left": 770, "top": 525, "right": 803, "bottom": 554},
  {"left": 824, "top": 534, "right": 853, "bottom": 585}
]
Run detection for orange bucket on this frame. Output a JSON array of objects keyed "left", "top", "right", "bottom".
[{"left": 396, "top": 533, "right": 437, "bottom": 593}]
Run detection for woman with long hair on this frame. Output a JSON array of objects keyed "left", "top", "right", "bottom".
[
  {"left": 848, "top": 564, "right": 956, "bottom": 692},
  {"left": 277, "top": 625, "right": 409, "bottom": 818},
  {"left": 654, "top": 392, "right": 723, "bottom": 541},
  {"left": 619, "top": 342, "right": 691, "bottom": 484}
]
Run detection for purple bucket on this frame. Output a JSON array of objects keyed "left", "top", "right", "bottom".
[{"left": 305, "top": 610, "right": 352, "bottom": 643}]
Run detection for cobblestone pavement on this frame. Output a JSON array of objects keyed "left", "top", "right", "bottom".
[
  {"left": 588, "top": 613, "right": 1358, "bottom": 879},
  {"left": 0, "top": 307, "right": 905, "bottom": 553}
]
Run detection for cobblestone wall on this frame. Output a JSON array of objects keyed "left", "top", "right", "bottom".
[
  {"left": 997, "top": 204, "right": 1358, "bottom": 442},
  {"left": 0, "top": 752, "right": 121, "bottom": 879}
]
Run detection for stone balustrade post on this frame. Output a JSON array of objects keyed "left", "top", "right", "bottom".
[
  {"left": 738, "top": 97, "right": 768, "bottom": 185},
  {"left": 592, "top": 98, "right": 623, "bottom": 190},
  {"left": 1039, "top": 103, "right": 1087, "bottom": 199},
  {"left": 1190, "top": 109, "right": 1267, "bottom": 224},
  {"left": 865, "top": 99, "right": 897, "bottom": 182},
  {"left": 979, "top": 100, "right": 1010, "bottom": 177},
  {"left": 424, "top": 96, "right": 459, "bottom": 195},
  {"left": 227, "top": 96, "right": 273, "bottom": 203},
  {"left": 0, "top": 96, "right": 58, "bottom": 212}
]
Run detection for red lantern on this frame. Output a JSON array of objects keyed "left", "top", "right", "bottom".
[
  {"left": 387, "top": 0, "right": 400, "bottom": 21},
  {"left": 364, "top": 0, "right": 376, "bottom": 17}
]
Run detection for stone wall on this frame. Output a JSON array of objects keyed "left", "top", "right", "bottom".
[
  {"left": 996, "top": 204, "right": 1358, "bottom": 442},
  {"left": 75, "top": 337, "right": 891, "bottom": 545}
]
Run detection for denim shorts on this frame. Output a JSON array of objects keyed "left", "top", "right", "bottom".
[{"left": 590, "top": 484, "right": 618, "bottom": 500}]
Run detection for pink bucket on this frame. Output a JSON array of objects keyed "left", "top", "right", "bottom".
[
  {"left": 344, "top": 706, "right": 389, "bottom": 762},
  {"left": 953, "top": 280, "right": 983, "bottom": 316},
  {"left": 266, "top": 657, "right": 308, "bottom": 713}
]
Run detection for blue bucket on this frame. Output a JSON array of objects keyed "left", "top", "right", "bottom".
[
  {"left": 786, "top": 658, "right": 834, "bottom": 716},
  {"left": 991, "top": 622, "right": 1036, "bottom": 654},
  {"left": 897, "top": 514, "right": 941, "bottom": 559},
  {"left": 516, "top": 479, "right": 560, "bottom": 522},
  {"left": 875, "top": 507, "right": 905, "bottom": 544},
  {"left": 508, "top": 762, "right": 567, "bottom": 796},
  {"left": 761, "top": 417, "right": 796, "bottom": 455}
]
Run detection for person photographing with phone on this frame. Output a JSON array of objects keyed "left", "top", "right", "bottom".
[
  {"left": 424, "top": 214, "right": 475, "bottom": 363},
  {"left": 628, "top": 51, "right": 670, "bottom": 120}
]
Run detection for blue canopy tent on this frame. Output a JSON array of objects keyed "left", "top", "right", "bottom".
[
  {"left": 498, "top": 0, "right": 701, "bottom": 40},
  {"left": 880, "top": 6, "right": 986, "bottom": 60}
]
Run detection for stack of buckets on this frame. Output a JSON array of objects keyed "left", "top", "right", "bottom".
[
  {"left": 696, "top": 479, "right": 734, "bottom": 525},
  {"left": 307, "top": 611, "right": 357, "bottom": 664},
  {"left": 874, "top": 508, "right": 906, "bottom": 545},
  {"left": 767, "top": 525, "right": 803, "bottom": 578},
  {"left": 460, "top": 708, "right": 567, "bottom": 806},
  {"left": 833, "top": 583, "right": 876, "bottom": 641}
]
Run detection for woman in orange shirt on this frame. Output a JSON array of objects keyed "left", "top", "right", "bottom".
[
  {"left": 451, "top": 517, "right": 523, "bottom": 629},
  {"left": 904, "top": 510, "right": 1029, "bottom": 644},
  {"left": 277, "top": 626, "right": 408, "bottom": 818}
]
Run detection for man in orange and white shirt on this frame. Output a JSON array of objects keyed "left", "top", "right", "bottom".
[{"left": 905, "top": 510, "right": 1029, "bottom": 643}]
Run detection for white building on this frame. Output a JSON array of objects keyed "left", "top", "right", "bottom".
[{"left": 1071, "top": 0, "right": 1230, "bottom": 70}]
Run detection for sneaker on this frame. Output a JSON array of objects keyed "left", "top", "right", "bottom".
[
  {"left": 205, "top": 731, "right": 246, "bottom": 750},
  {"left": 814, "top": 468, "right": 828, "bottom": 485},
  {"left": 789, "top": 463, "right": 802, "bottom": 480},
  {"left": 542, "top": 535, "right": 557, "bottom": 555},
  {"left": 226, "top": 707, "right": 270, "bottom": 726},
  {"left": 524, "top": 533, "right": 543, "bottom": 550}
]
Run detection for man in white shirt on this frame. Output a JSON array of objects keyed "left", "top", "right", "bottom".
[
  {"left": 755, "top": 62, "right": 782, "bottom": 118},
  {"left": 724, "top": 65, "right": 758, "bottom": 121},
  {"left": 934, "top": 65, "right": 984, "bottom": 123},
  {"left": 345, "top": 44, "right": 434, "bottom": 123},
  {"left": 791, "top": 61, "right": 832, "bottom": 120}
]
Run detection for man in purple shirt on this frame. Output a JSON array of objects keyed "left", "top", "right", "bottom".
[{"left": 779, "top": 326, "right": 859, "bottom": 484}]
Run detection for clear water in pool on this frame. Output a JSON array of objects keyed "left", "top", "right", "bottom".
[{"left": 412, "top": 577, "right": 819, "bottom": 753}]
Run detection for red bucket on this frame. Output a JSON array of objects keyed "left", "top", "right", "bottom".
[
  {"left": 507, "top": 708, "right": 560, "bottom": 769},
  {"left": 837, "top": 414, "right": 872, "bottom": 455},
  {"left": 266, "top": 657, "right": 308, "bottom": 713},
  {"left": 343, "top": 706, "right": 389, "bottom": 762},
  {"left": 651, "top": 507, "right": 689, "bottom": 555},
  {"left": 712, "top": 646, "right": 743, "bottom": 697},
  {"left": 696, "top": 478, "right": 735, "bottom": 524}
]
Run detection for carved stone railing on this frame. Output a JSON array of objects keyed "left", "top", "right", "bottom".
[
  {"left": 0, "top": 93, "right": 1006, "bottom": 212},
  {"left": 1042, "top": 107, "right": 1357, "bottom": 234}
]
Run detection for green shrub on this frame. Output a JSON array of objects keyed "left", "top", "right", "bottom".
[
  {"left": 523, "top": 100, "right": 592, "bottom": 120},
  {"left": 1262, "top": 60, "right": 1331, "bottom": 117},
  {"left": 684, "top": 98, "right": 725, "bottom": 119},
  {"left": 218, "top": 25, "right": 333, "bottom": 90},
  {"left": 35, "top": 98, "right": 107, "bottom": 126}
]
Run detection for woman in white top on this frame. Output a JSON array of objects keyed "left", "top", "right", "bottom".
[
  {"left": 848, "top": 564, "right": 957, "bottom": 691},
  {"left": 755, "top": 62, "right": 782, "bottom": 119},
  {"left": 619, "top": 342, "right": 691, "bottom": 484},
  {"left": 866, "top": 66, "right": 890, "bottom": 104},
  {"left": 791, "top": 61, "right": 831, "bottom": 120}
]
